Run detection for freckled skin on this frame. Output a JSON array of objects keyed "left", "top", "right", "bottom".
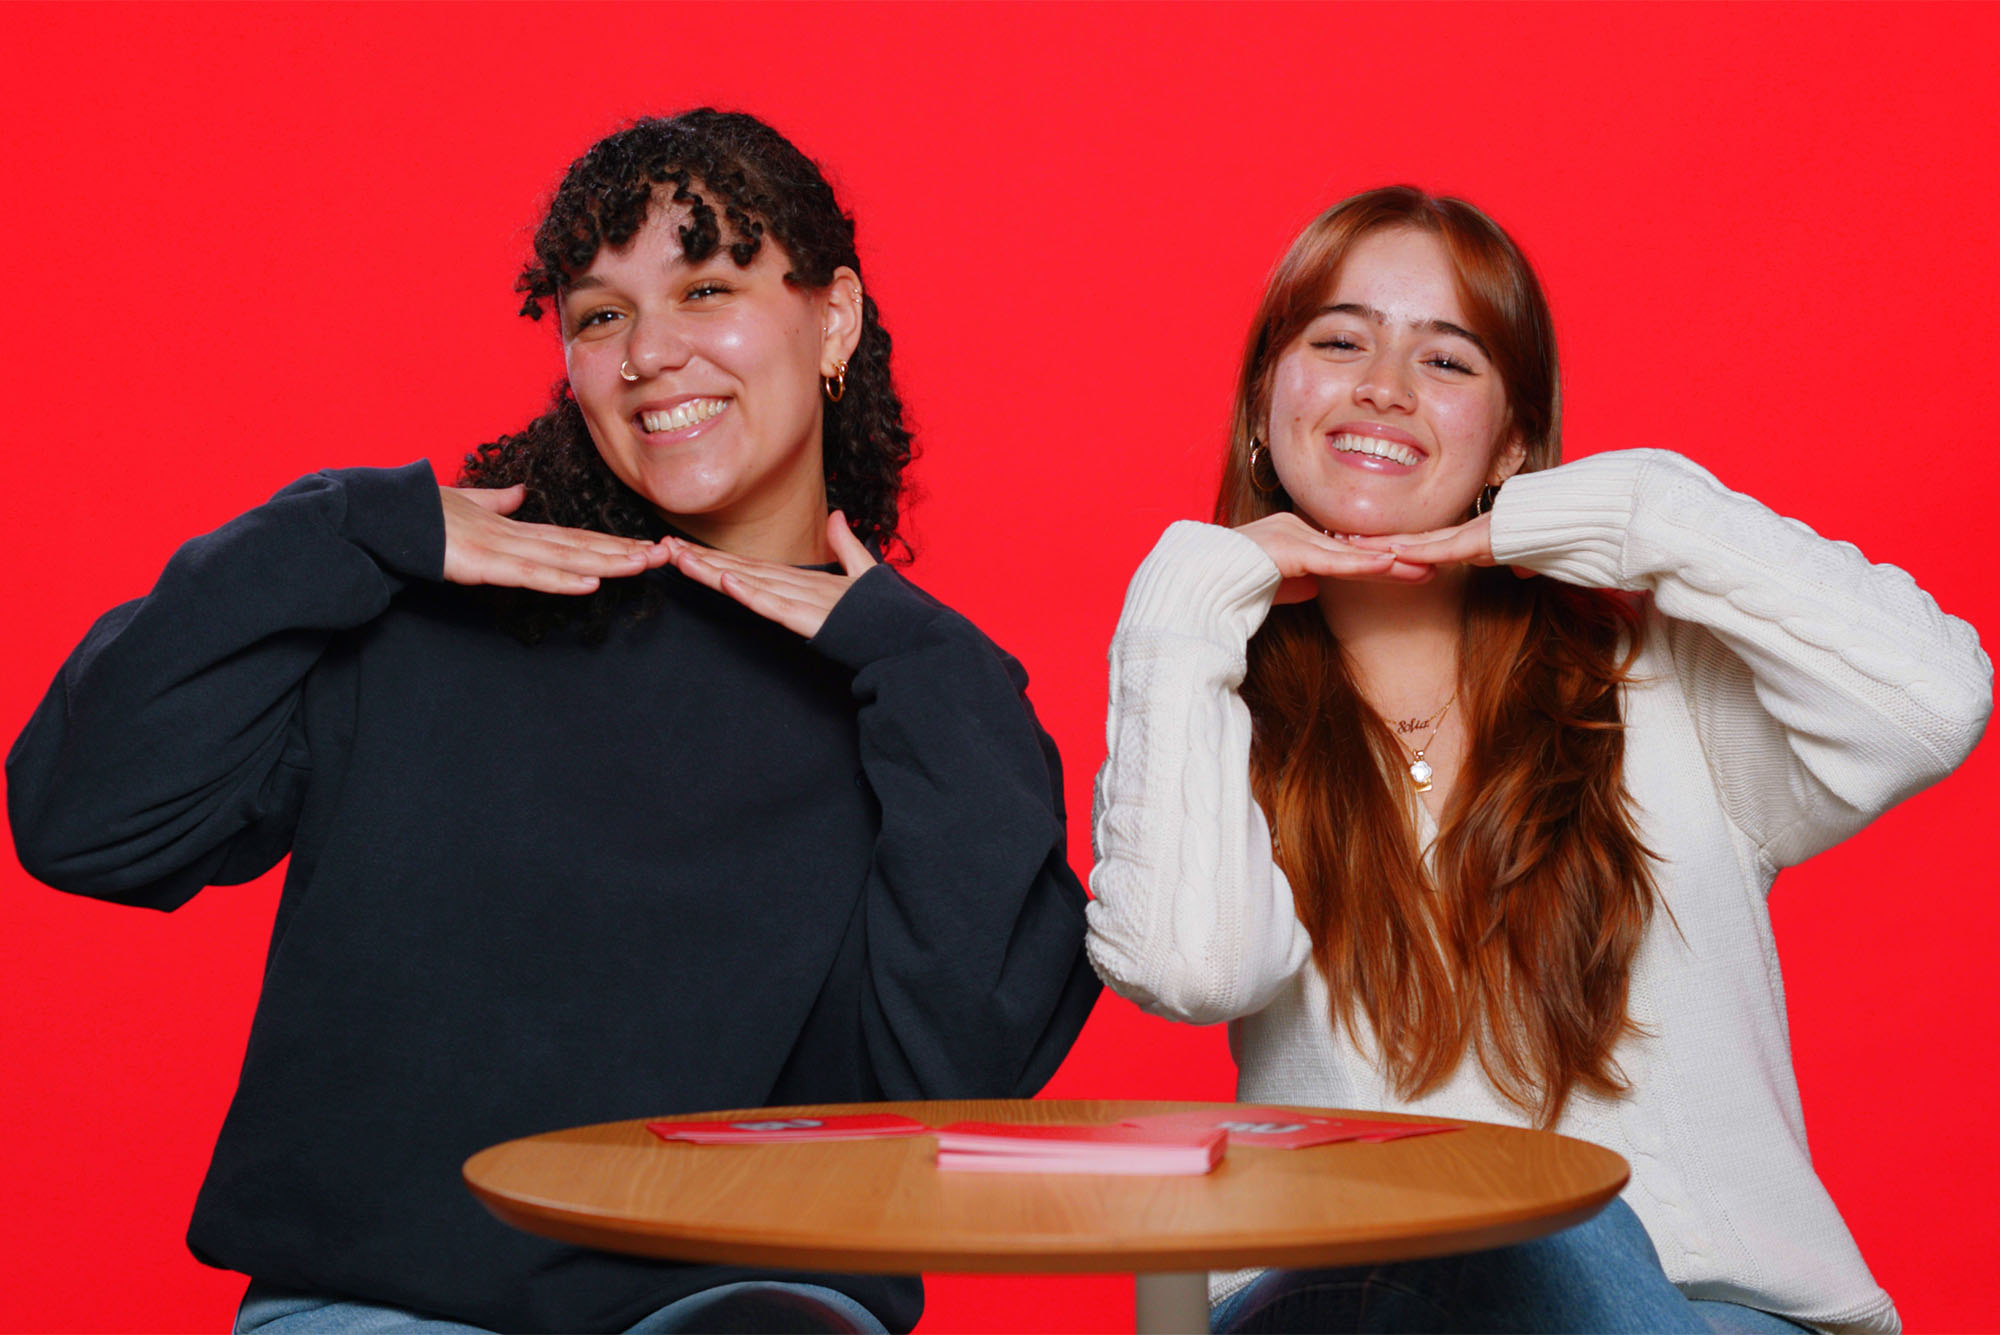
[
  {"left": 561, "top": 208, "right": 844, "bottom": 560},
  {"left": 1268, "top": 228, "right": 1523, "bottom": 536}
]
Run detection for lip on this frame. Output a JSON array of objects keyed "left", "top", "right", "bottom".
[{"left": 632, "top": 394, "right": 731, "bottom": 445}]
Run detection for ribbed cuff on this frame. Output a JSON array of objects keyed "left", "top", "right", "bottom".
[
  {"left": 809, "top": 564, "right": 949, "bottom": 669},
  {"left": 1490, "top": 450, "right": 1657, "bottom": 591},
  {"left": 329, "top": 460, "right": 446, "bottom": 582},
  {"left": 1117, "top": 521, "right": 1282, "bottom": 647}
]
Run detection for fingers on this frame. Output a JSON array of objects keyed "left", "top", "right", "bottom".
[
  {"left": 662, "top": 541, "right": 734, "bottom": 596},
  {"left": 665, "top": 541, "right": 852, "bottom": 639},
  {"left": 1387, "top": 530, "right": 1491, "bottom": 567},
  {"left": 716, "top": 571, "right": 830, "bottom": 639},
  {"left": 826, "top": 511, "right": 878, "bottom": 578},
  {"left": 451, "top": 537, "right": 654, "bottom": 595},
  {"left": 444, "top": 487, "right": 661, "bottom": 560},
  {"left": 517, "top": 521, "right": 668, "bottom": 563},
  {"left": 1294, "top": 545, "right": 1397, "bottom": 576},
  {"left": 1348, "top": 515, "right": 1497, "bottom": 570},
  {"left": 1295, "top": 551, "right": 1436, "bottom": 585},
  {"left": 1353, "top": 557, "right": 1436, "bottom": 583},
  {"left": 665, "top": 541, "right": 823, "bottom": 591},
  {"left": 440, "top": 487, "right": 669, "bottom": 594},
  {"left": 1237, "top": 513, "right": 1434, "bottom": 587}
]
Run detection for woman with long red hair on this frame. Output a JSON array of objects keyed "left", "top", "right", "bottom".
[{"left": 1087, "top": 187, "right": 1988, "bottom": 1334}]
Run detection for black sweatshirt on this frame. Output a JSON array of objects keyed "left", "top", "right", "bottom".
[{"left": 7, "top": 462, "right": 1100, "bottom": 1333}]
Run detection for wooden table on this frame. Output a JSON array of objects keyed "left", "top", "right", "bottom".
[{"left": 465, "top": 1099, "right": 1628, "bottom": 1334}]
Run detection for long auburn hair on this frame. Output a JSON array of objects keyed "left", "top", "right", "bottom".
[{"left": 1220, "top": 187, "right": 1656, "bottom": 1126}]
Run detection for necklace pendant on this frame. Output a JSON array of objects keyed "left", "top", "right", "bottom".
[{"left": 1408, "top": 757, "right": 1435, "bottom": 792}]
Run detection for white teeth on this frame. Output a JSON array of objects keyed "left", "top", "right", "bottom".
[
  {"left": 1329, "top": 432, "right": 1420, "bottom": 466},
  {"left": 641, "top": 398, "right": 728, "bottom": 433}
]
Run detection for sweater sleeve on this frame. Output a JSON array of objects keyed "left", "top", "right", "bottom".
[
  {"left": 1084, "top": 521, "right": 1315, "bottom": 1025},
  {"left": 808, "top": 566, "right": 1100, "bottom": 1098},
  {"left": 7, "top": 462, "right": 446, "bottom": 909},
  {"left": 1490, "top": 449, "right": 1992, "bottom": 869}
]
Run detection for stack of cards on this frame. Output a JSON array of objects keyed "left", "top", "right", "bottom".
[
  {"left": 646, "top": 1113, "right": 930, "bottom": 1145},
  {"left": 641, "top": 1106, "right": 1454, "bottom": 1168},
  {"left": 933, "top": 1121, "right": 1228, "bottom": 1175},
  {"left": 1123, "top": 1106, "right": 1456, "bottom": 1148}
]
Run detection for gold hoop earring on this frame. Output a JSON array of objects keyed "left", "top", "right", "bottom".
[
  {"left": 1471, "top": 482, "right": 1500, "bottom": 518},
  {"left": 1248, "top": 440, "right": 1282, "bottom": 494},
  {"left": 822, "top": 360, "right": 847, "bottom": 403},
  {"left": 619, "top": 361, "right": 640, "bottom": 383}
]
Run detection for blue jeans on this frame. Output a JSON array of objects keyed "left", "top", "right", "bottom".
[
  {"left": 234, "top": 1278, "right": 890, "bottom": 1334},
  {"left": 1209, "top": 1199, "right": 1812, "bottom": 1334}
]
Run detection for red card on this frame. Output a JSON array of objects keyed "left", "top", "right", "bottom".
[
  {"left": 646, "top": 1113, "right": 931, "bottom": 1144},
  {"left": 1123, "top": 1107, "right": 1457, "bottom": 1149}
]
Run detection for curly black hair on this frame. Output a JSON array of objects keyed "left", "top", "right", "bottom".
[{"left": 460, "top": 109, "right": 916, "bottom": 641}]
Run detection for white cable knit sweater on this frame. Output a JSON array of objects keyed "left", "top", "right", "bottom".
[{"left": 1086, "top": 450, "right": 1991, "bottom": 1335}]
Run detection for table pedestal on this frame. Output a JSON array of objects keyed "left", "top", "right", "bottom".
[{"left": 1135, "top": 1271, "right": 1209, "bottom": 1334}]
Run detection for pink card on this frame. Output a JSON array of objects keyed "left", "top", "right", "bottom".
[
  {"left": 935, "top": 1121, "right": 1222, "bottom": 1147},
  {"left": 646, "top": 1113, "right": 931, "bottom": 1145},
  {"left": 934, "top": 1148, "right": 1223, "bottom": 1175},
  {"left": 1123, "top": 1107, "right": 1458, "bottom": 1149},
  {"left": 934, "top": 1121, "right": 1226, "bottom": 1175}
]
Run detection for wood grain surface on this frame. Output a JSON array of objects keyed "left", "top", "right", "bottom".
[{"left": 463, "top": 1100, "right": 1628, "bottom": 1274}]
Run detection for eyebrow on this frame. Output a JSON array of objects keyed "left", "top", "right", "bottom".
[
  {"left": 559, "top": 250, "right": 719, "bottom": 302},
  {"left": 1317, "top": 302, "right": 1491, "bottom": 358}
]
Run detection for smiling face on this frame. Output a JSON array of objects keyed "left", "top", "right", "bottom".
[
  {"left": 1265, "top": 227, "right": 1523, "bottom": 536},
  {"left": 560, "top": 205, "right": 861, "bottom": 560}
]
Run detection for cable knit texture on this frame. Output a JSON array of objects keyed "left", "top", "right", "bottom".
[{"left": 1088, "top": 450, "right": 1991, "bottom": 1335}]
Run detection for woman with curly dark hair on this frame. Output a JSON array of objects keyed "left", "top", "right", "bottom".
[
  {"left": 9, "top": 110, "right": 1098, "bottom": 1334},
  {"left": 456, "top": 108, "right": 920, "bottom": 643}
]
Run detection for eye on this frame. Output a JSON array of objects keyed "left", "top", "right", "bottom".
[
  {"left": 1309, "top": 335, "right": 1363, "bottom": 352},
  {"left": 684, "top": 280, "right": 733, "bottom": 301},
  {"left": 563, "top": 306, "right": 625, "bottom": 340},
  {"left": 1424, "top": 353, "right": 1476, "bottom": 374}
]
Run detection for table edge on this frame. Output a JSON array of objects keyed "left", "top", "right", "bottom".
[{"left": 463, "top": 1101, "right": 1630, "bottom": 1274}]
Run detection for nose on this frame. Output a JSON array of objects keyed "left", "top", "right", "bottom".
[
  {"left": 622, "top": 310, "right": 694, "bottom": 380},
  {"left": 1354, "top": 351, "right": 1416, "bottom": 413}
]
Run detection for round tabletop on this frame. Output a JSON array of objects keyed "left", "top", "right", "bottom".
[{"left": 463, "top": 1099, "right": 1628, "bottom": 1274}]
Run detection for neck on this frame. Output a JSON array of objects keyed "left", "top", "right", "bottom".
[
  {"left": 1316, "top": 567, "right": 1469, "bottom": 708},
  {"left": 666, "top": 494, "right": 833, "bottom": 566}
]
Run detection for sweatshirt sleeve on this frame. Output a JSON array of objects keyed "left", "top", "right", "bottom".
[
  {"left": 1490, "top": 448, "right": 1992, "bottom": 869},
  {"left": 807, "top": 565, "right": 1100, "bottom": 1098},
  {"left": 7, "top": 462, "right": 446, "bottom": 909},
  {"left": 1084, "top": 521, "right": 1314, "bottom": 1025}
]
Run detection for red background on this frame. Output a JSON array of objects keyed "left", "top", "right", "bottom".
[{"left": 4, "top": 4, "right": 1995, "bottom": 1331}]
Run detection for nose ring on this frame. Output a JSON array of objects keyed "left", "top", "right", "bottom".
[{"left": 619, "top": 360, "right": 640, "bottom": 383}]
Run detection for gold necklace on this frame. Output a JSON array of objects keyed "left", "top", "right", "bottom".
[
  {"left": 1390, "top": 687, "right": 1460, "bottom": 792},
  {"left": 1391, "top": 708, "right": 1448, "bottom": 735}
]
